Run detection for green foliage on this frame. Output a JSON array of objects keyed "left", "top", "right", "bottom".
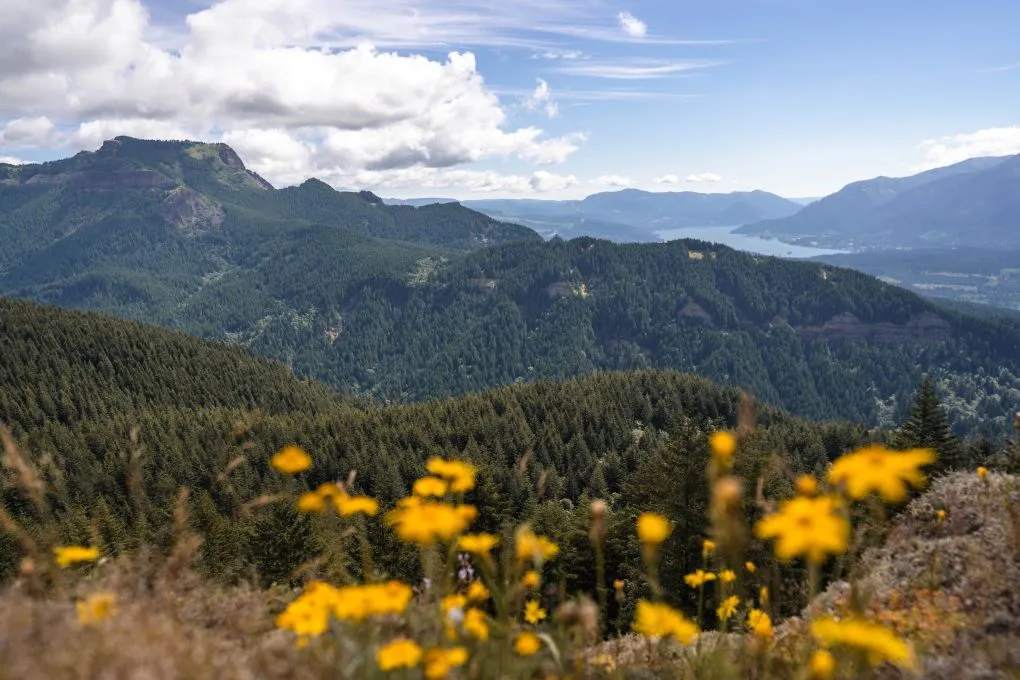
[
  {"left": 893, "top": 377, "right": 963, "bottom": 471},
  {"left": 0, "top": 296, "right": 873, "bottom": 592}
]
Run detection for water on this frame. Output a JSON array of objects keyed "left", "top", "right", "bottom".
[{"left": 655, "top": 226, "right": 849, "bottom": 259}]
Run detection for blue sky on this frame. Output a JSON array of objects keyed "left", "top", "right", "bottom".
[{"left": 0, "top": 0, "right": 1018, "bottom": 198}]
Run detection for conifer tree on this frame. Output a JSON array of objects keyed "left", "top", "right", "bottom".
[{"left": 894, "top": 377, "right": 962, "bottom": 471}]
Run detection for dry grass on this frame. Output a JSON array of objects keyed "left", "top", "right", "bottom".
[{"left": 0, "top": 552, "right": 325, "bottom": 680}]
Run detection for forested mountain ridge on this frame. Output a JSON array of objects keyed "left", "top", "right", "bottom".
[
  {"left": 0, "top": 296, "right": 345, "bottom": 434},
  {"left": 0, "top": 295, "right": 869, "bottom": 586},
  {"left": 738, "top": 154, "right": 1020, "bottom": 248}
]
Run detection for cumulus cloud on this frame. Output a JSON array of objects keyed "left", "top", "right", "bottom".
[
  {"left": 529, "top": 170, "right": 578, "bottom": 192},
  {"left": 616, "top": 11, "right": 647, "bottom": 38},
  {"left": 523, "top": 79, "right": 558, "bottom": 118},
  {"left": 914, "top": 126, "right": 1020, "bottom": 171},
  {"left": 590, "top": 174, "right": 633, "bottom": 188},
  {"left": 0, "top": 0, "right": 585, "bottom": 189},
  {"left": 654, "top": 173, "right": 680, "bottom": 184},
  {"left": 686, "top": 172, "right": 722, "bottom": 183},
  {"left": 0, "top": 155, "right": 26, "bottom": 165},
  {"left": 0, "top": 117, "right": 56, "bottom": 146}
]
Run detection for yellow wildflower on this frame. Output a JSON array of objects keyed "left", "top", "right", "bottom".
[
  {"left": 684, "top": 570, "right": 717, "bottom": 588},
  {"left": 827, "top": 444, "right": 935, "bottom": 502},
  {"left": 810, "top": 649, "right": 836, "bottom": 678},
  {"left": 377, "top": 639, "right": 423, "bottom": 671},
  {"left": 795, "top": 474, "right": 819, "bottom": 497},
  {"left": 719, "top": 569, "right": 736, "bottom": 584},
  {"left": 441, "top": 594, "right": 467, "bottom": 614},
  {"left": 745, "top": 561, "right": 756, "bottom": 573},
  {"left": 811, "top": 617, "right": 916, "bottom": 669},
  {"left": 515, "top": 527, "right": 559, "bottom": 564},
  {"left": 463, "top": 608, "right": 490, "bottom": 641},
  {"left": 426, "top": 457, "right": 477, "bottom": 493},
  {"left": 297, "top": 491, "right": 326, "bottom": 513},
  {"left": 710, "top": 430, "right": 737, "bottom": 465},
  {"left": 613, "top": 579, "right": 625, "bottom": 591},
  {"left": 747, "top": 609, "right": 773, "bottom": 638},
  {"left": 467, "top": 580, "right": 489, "bottom": 603},
  {"left": 335, "top": 495, "right": 380, "bottom": 517},
  {"left": 702, "top": 539, "right": 716, "bottom": 557},
  {"left": 522, "top": 570, "right": 541, "bottom": 589},
  {"left": 632, "top": 600, "right": 699, "bottom": 644},
  {"left": 414, "top": 476, "right": 449, "bottom": 498},
  {"left": 54, "top": 545, "right": 100, "bottom": 568},
  {"left": 76, "top": 592, "right": 116, "bottom": 626},
  {"left": 716, "top": 595, "right": 740, "bottom": 621},
  {"left": 977, "top": 466, "right": 988, "bottom": 480},
  {"left": 754, "top": 495, "right": 849, "bottom": 563},
  {"left": 936, "top": 509, "right": 946, "bottom": 523},
  {"left": 524, "top": 600, "right": 547, "bottom": 624},
  {"left": 514, "top": 632, "right": 542, "bottom": 656},
  {"left": 423, "top": 646, "right": 468, "bottom": 680},
  {"left": 458, "top": 532, "right": 498, "bottom": 557},
  {"left": 636, "top": 512, "right": 671, "bottom": 545},
  {"left": 385, "top": 497, "right": 474, "bottom": 546},
  {"left": 271, "top": 445, "right": 311, "bottom": 474},
  {"left": 760, "top": 586, "right": 769, "bottom": 603}
]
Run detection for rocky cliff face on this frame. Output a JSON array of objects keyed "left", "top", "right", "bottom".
[{"left": 796, "top": 311, "right": 951, "bottom": 343}]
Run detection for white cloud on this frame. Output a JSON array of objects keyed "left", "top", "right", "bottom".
[
  {"left": 554, "top": 60, "right": 723, "bottom": 79},
  {"left": 686, "top": 172, "right": 722, "bottom": 183},
  {"left": 590, "top": 174, "right": 632, "bottom": 188},
  {"left": 0, "top": 117, "right": 56, "bottom": 146},
  {"left": 0, "top": 0, "right": 585, "bottom": 190},
  {"left": 0, "top": 155, "right": 26, "bottom": 165},
  {"left": 532, "top": 49, "right": 585, "bottom": 60},
  {"left": 654, "top": 173, "right": 680, "bottom": 184},
  {"left": 523, "top": 79, "right": 558, "bottom": 118},
  {"left": 616, "top": 11, "right": 647, "bottom": 39},
  {"left": 529, "top": 170, "right": 578, "bottom": 192},
  {"left": 914, "top": 126, "right": 1020, "bottom": 171},
  {"left": 349, "top": 165, "right": 577, "bottom": 195}
]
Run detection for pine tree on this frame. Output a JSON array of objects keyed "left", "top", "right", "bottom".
[{"left": 894, "top": 377, "right": 962, "bottom": 471}]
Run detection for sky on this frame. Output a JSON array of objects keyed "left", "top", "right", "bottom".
[{"left": 0, "top": 0, "right": 1019, "bottom": 199}]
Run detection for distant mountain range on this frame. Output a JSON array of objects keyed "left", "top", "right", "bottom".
[
  {"left": 738, "top": 155, "right": 1020, "bottom": 249},
  {"left": 416, "top": 189, "right": 804, "bottom": 242},
  {"left": 385, "top": 153, "right": 1020, "bottom": 250}
]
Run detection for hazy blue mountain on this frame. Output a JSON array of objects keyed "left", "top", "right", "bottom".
[
  {"left": 738, "top": 155, "right": 1017, "bottom": 248},
  {"left": 455, "top": 189, "right": 802, "bottom": 241}
]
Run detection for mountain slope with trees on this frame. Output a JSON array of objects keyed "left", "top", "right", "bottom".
[
  {"left": 738, "top": 154, "right": 1020, "bottom": 248},
  {"left": 3, "top": 139, "right": 1020, "bottom": 434}
]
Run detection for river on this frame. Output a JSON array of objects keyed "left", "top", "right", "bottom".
[{"left": 655, "top": 226, "right": 849, "bottom": 259}]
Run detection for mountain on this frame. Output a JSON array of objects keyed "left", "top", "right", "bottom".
[
  {"left": 458, "top": 188, "right": 802, "bottom": 241},
  {"left": 0, "top": 137, "right": 539, "bottom": 338},
  {"left": 4, "top": 139, "right": 1020, "bottom": 434},
  {"left": 738, "top": 155, "right": 1019, "bottom": 248},
  {"left": 0, "top": 136, "right": 538, "bottom": 276}
]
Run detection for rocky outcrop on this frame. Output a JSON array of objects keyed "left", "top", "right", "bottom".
[
  {"left": 795, "top": 311, "right": 951, "bottom": 343},
  {"left": 160, "top": 187, "right": 225, "bottom": 235}
]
